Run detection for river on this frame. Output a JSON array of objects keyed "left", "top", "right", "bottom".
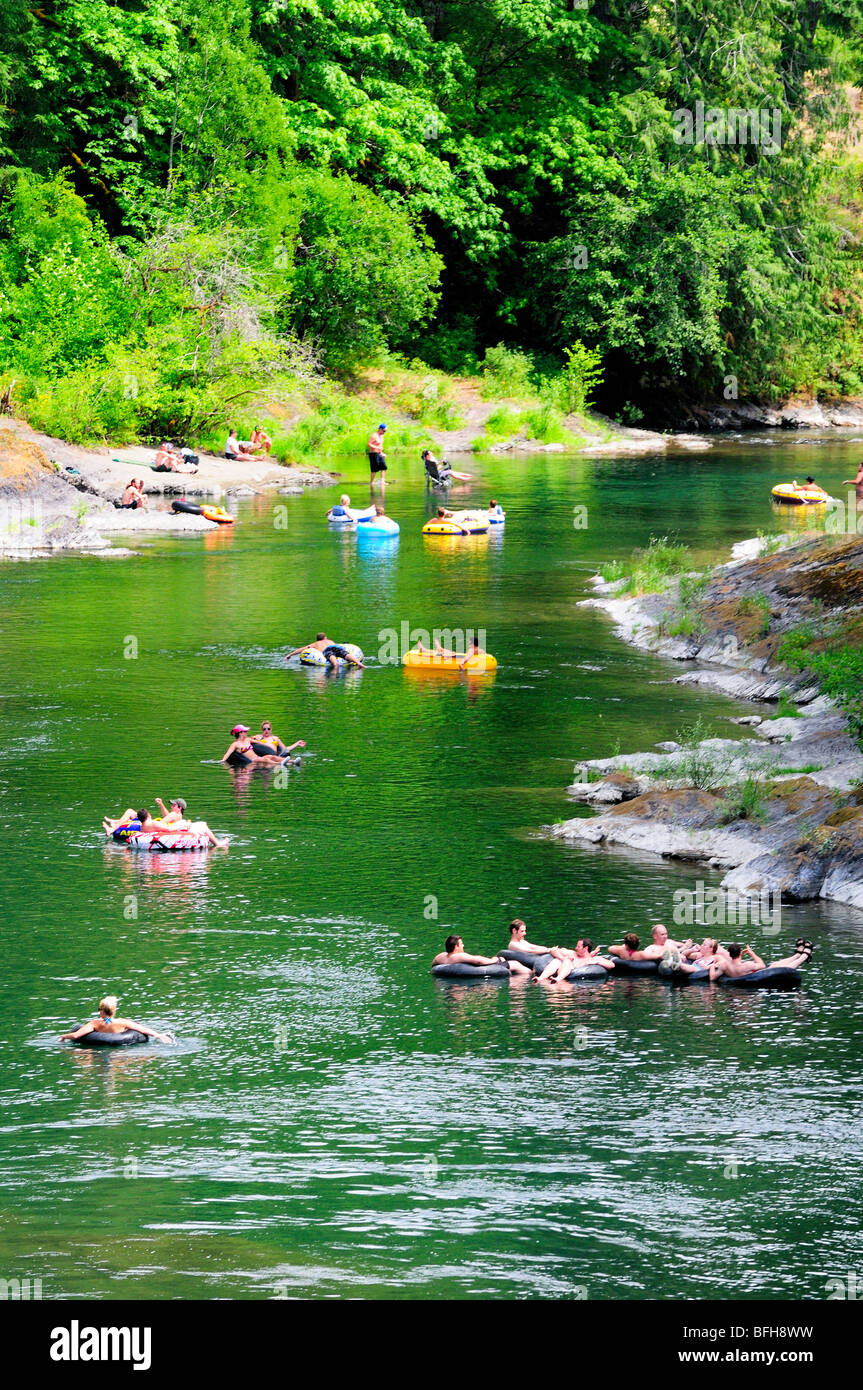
[{"left": 1, "top": 433, "right": 862, "bottom": 1299}]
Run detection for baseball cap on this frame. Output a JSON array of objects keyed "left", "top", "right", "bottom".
[
  {"left": 378, "top": 423, "right": 387, "bottom": 431},
  {"left": 232, "top": 724, "right": 250, "bottom": 735},
  {"left": 171, "top": 797, "right": 187, "bottom": 811}
]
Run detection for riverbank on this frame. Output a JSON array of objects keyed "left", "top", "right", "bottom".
[
  {"left": 0, "top": 422, "right": 335, "bottom": 555},
  {"left": 550, "top": 531, "right": 863, "bottom": 910}
]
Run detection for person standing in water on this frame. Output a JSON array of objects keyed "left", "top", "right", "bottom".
[
  {"left": 60, "top": 996, "right": 171, "bottom": 1045},
  {"left": 368, "top": 424, "right": 387, "bottom": 492}
]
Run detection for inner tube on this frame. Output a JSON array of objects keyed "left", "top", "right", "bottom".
[
  {"left": 718, "top": 966, "right": 801, "bottom": 989},
  {"left": 124, "top": 831, "right": 212, "bottom": 852},
  {"left": 357, "top": 515, "right": 400, "bottom": 535},
  {"left": 171, "top": 498, "right": 202, "bottom": 515},
  {"left": 431, "top": 962, "right": 510, "bottom": 980},
  {"left": 487, "top": 507, "right": 506, "bottom": 525},
  {"left": 328, "top": 504, "right": 375, "bottom": 525},
  {"left": 657, "top": 962, "right": 712, "bottom": 983},
  {"left": 611, "top": 957, "right": 659, "bottom": 976},
  {"left": 403, "top": 648, "right": 497, "bottom": 672},
  {"left": 199, "top": 504, "right": 234, "bottom": 524},
  {"left": 531, "top": 952, "right": 608, "bottom": 982},
  {"left": 771, "top": 483, "right": 830, "bottom": 506},
  {"left": 70, "top": 1028, "right": 149, "bottom": 1047},
  {"left": 499, "top": 947, "right": 543, "bottom": 968},
  {"left": 422, "top": 511, "right": 489, "bottom": 536},
  {"left": 225, "top": 749, "right": 253, "bottom": 767},
  {"left": 299, "top": 643, "right": 363, "bottom": 668}
]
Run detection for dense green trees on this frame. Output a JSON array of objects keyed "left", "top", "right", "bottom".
[{"left": 0, "top": 0, "right": 860, "bottom": 436}]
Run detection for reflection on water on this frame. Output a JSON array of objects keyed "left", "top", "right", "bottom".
[{"left": 2, "top": 440, "right": 863, "bottom": 1299}]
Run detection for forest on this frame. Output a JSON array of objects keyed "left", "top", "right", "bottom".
[{"left": 0, "top": 0, "right": 861, "bottom": 442}]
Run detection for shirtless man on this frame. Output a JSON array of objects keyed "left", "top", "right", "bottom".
[
  {"left": 503, "top": 919, "right": 578, "bottom": 984},
  {"left": 609, "top": 923, "right": 692, "bottom": 961},
  {"left": 285, "top": 633, "right": 365, "bottom": 670},
  {"left": 709, "top": 939, "right": 813, "bottom": 982},
  {"left": 415, "top": 635, "right": 489, "bottom": 671},
  {"left": 154, "top": 796, "right": 189, "bottom": 827},
  {"left": 573, "top": 938, "right": 616, "bottom": 971},
  {"left": 432, "top": 935, "right": 530, "bottom": 974},
  {"left": 249, "top": 426, "right": 272, "bottom": 455}
]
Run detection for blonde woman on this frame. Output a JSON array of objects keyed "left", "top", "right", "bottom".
[{"left": 61, "top": 996, "right": 171, "bottom": 1045}]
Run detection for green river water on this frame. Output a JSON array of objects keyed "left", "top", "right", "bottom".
[{"left": 1, "top": 435, "right": 862, "bottom": 1301}]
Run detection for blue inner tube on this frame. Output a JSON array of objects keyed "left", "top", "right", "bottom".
[
  {"left": 611, "top": 957, "right": 659, "bottom": 976},
  {"left": 718, "top": 966, "right": 801, "bottom": 989},
  {"left": 70, "top": 1027, "right": 149, "bottom": 1046},
  {"left": 531, "top": 952, "right": 608, "bottom": 982},
  {"left": 431, "top": 962, "right": 510, "bottom": 980}
]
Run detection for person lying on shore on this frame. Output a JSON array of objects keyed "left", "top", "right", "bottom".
[
  {"left": 708, "top": 939, "right": 813, "bottom": 982},
  {"left": 224, "top": 428, "right": 256, "bottom": 462},
  {"left": 120, "top": 479, "right": 147, "bottom": 509},
  {"left": 221, "top": 725, "right": 294, "bottom": 768},
  {"left": 249, "top": 426, "right": 272, "bottom": 455},
  {"left": 284, "top": 634, "right": 365, "bottom": 669},
  {"left": 253, "top": 722, "right": 305, "bottom": 759},
  {"left": 432, "top": 935, "right": 531, "bottom": 974},
  {"left": 60, "top": 995, "right": 171, "bottom": 1045},
  {"left": 153, "top": 443, "right": 196, "bottom": 474}
]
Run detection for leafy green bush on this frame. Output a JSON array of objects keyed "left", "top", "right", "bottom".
[
  {"left": 557, "top": 341, "right": 604, "bottom": 415},
  {"left": 523, "top": 401, "right": 568, "bottom": 443},
  {"left": 480, "top": 344, "right": 534, "bottom": 399}
]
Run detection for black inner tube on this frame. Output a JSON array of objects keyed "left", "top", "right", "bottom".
[
  {"left": 431, "top": 962, "right": 510, "bottom": 980},
  {"left": 70, "top": 1028, "right": 149, "bottom": 1046},
  {"left": 611, "top": 957, "right": 659, "bottom": 975}
]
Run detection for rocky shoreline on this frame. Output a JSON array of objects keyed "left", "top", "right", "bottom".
[
  {"left": 550, "top": 533, "right": 863, "bottom": 911},
  {"left": 646, "top": 397, "right": 863, "bottom": 433},
  {"left": 0, "top": 421, "right": 335, "bottom": 557}
]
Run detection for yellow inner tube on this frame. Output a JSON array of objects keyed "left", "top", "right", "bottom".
[
  {"left": 771, "top": 484, "right": 828, "bottom": 506},
  {"left": 422, "top": 511, "right": 489, "bottom": 535},
  {"left": 403, "top": 648, "right": 497, "bottom": 672}
]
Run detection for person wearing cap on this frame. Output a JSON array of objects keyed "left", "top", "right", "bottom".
[
  {"left": 368, "top": 424, "right": 387, "bottom": 492},
  {"left": 221, "top": 724, "right": 292, "bottom": 768},
  {"left": 155, "top": 796, "right": 190, "bottom": 828}
]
